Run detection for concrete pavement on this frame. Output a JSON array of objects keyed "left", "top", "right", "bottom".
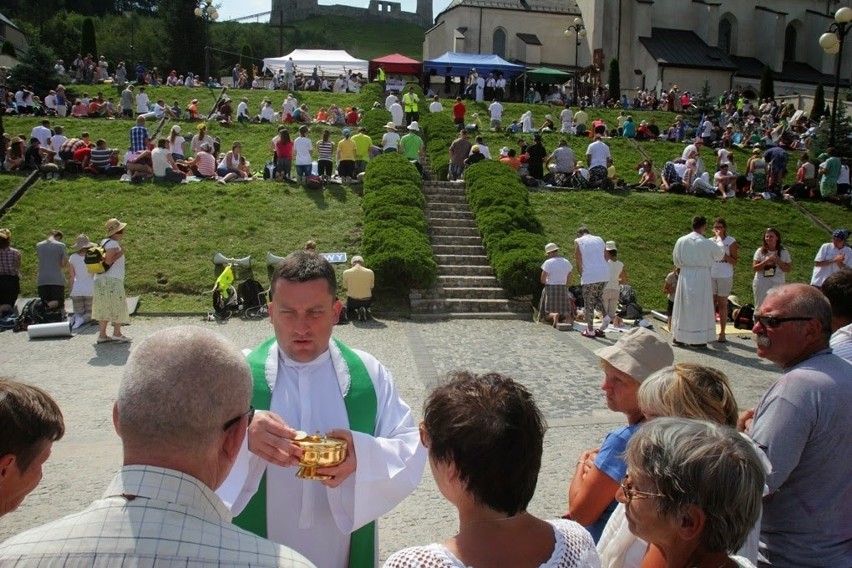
[{"left": 0, "top": 316, "right": 779, "bottom": 562}]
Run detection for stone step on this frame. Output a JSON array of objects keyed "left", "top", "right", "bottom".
[
  {"left": 423, "top": 193, "right": 468, "bottom": 204},
  {"left": 429, "top": 218, "right": 478, "bottom": 229},
  {"left": 435, "top": 254, "right": 489, "bottom": 266},
  {"left": 437, "top": 275, "right": 500, "bottom": 287},
  {"left": 432, "top": 244, "right": 486, "bottom": 256},
  {"left": 424, "top": 209, "right": 474, "bottom": 220},
  {"left": 424, "top": 201, "right": 471, "bottom": 212},
  {"left": 431, "top": 235, "right": 483, "bottom": 246},
  {"left": 410, "top": 312, "right": 531, "bottom": 321},
  {"left": 443, "top": 298, "right": 531, "bottom": 313},
  {"left": 441, "top": 286, "right": 508, "bottom": 300},
  {"left": 423, "top": 182, "right": 466, "bottom": 192},
  {"left": 430, "top": 226, "right": 482, "bottom": 238},
  {"left": 438, "top": 264, "right": 495, "bottom": 276}
]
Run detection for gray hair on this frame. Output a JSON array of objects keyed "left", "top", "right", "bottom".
[
  {"left": 117, "top": 326, "right": 252, "bottom": 455},
  {"left": 626, "top": 417, "right": 765, "bottom": 554},
  {"left": 765, "top": 284, "right": 832, "bottom": 338},
  {"left": 639, "top": 364, "right": 738, "bottom": 427}
]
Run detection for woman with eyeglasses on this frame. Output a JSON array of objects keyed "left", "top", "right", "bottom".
[
  {"left": 384, "top": 371, "right": 600, "bottom": 568},
  {"left": 752, "top": 228, "right": 791, "bottom": 308},
  {"left": 614, "top": 417, "right": 765, "bottom": 568},
  {"left": 596, "top": 364, "right": 768, "bottom": 568}
]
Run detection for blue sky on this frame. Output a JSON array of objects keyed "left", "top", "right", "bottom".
[{"left": 218, "top": 0, "right": 451, "bottom": 22}]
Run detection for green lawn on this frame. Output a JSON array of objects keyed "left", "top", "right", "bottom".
[{"left": 531, "top": 191, "right": 838, "bottom": 311}]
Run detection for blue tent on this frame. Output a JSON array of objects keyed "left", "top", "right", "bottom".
[{"left": 423, "top": 52, "right": 526, "bottom": 77}]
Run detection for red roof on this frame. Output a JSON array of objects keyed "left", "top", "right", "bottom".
[{"left": 369, "top": 53, "right": 423, "bottom": 78}]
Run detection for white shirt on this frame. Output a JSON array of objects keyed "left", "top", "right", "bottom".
[
  {"left": 68, "top": 253, "right": 94, "bottom": 297},
  {"left": 30, "top": 125, "right": 52, "bottom": 146},
  {"left": 489, "top": 101, "right": 503, "bottom": 120},
  {"left": 390, "top": 103, "right": 404, "bottom": 126},
  {"left": 711, "top": 235, "right": 736, "bottom": 278},
  {"left": 560, "top": 108, "right": 574, "bottom": 124},
  {"left": 94, "top": 238, "right": 125, "bottom": 281},
  {"left": 385, "top": 94, "right": 398, "bottom": 110},
  {"left": 575, "top": 234, "right": 609, "bottom": 285},
  {"left": 0, "top": 465, "right": 315, "bottom": 568},
  {"left": 811, "top": 243, "right": 852, "bottom": 286},
  {"left": 237, "top": 101, "right": 249, "bottom": 118},
  {"left": 830, "top": 323, "right": 852, "bottom": 363},
  {"left": 218, "top": 341, "right": 425, "bottom": 568},
  {"left": 135, "top": 92, "right": 150, "bottom": 113},
  {"left": 261, "top": 105, "right": 276, "bottom": 122},
  {"left": 429, "top": 101, "right": 443, "bottom": 112},
  {"left": 293, "top": 136, "right": 313, "bottom": 166},
  {"left": 542, "top": 256, "right": 572, "bottom": 285},
  {"left": 585, "top": 140, "right": 611, "bottom": 169}
]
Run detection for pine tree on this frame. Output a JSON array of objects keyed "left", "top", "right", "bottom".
[
  {"left": 80, "top": 17, "right": 97, "bottom": 57},
  {"left": 607, "top": 58, "right": 620, "bottom": 104},
  {"left": 810, "top": 100, "right": 852, "bottom": 158},
  {"left": 10, "top": 42, "right": 60, "bottom": 95},
  {"left": 759, "top": 65, "right": 775, "bottom": 101},
  {"left": 691, "top": 81, "right": 715, "bottom": 122},
  {"left": 811, "top": 83, "right": 827, "bottom": 121}
]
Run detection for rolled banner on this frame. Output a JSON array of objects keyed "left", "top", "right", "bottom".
[{"left": 27, "top": 321, "right": 73, "bottom": 340}]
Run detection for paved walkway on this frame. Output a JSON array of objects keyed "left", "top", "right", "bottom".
[{"left": 0, "top": 316, "right": 779, "bottom": 561}]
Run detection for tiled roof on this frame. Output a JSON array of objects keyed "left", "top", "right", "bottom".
[
  {"left": 438, "top": 0, "right": 579, "bottom": 20},
  {"left": 731, "top": 55, "right": 849, "bottom": 87},
  {"left": 639, "top": 28, "right": 738, "bottom": 70}
]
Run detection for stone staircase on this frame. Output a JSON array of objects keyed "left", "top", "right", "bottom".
[{"left": 410, "top": 162, "right": 531, "bottom": 319}]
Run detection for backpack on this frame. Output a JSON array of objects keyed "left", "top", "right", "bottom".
[
  {"left": 13, "top": 299, "right": 63, "bottom": 332},
  {"left": 733, "top": 303, "right": 755, "bottom": 330},
  {"left": 238, "top": 279, "right": 266, "bottom": 310},
  {"left": 305, "top": 175, "right": 323, "bottom": 190},
  {"left": 618, "top": 284, "right": 637, "bottom": 306},
  {"left": 84, "top": 239, "right": 113, "bottom": 274},
  {"left": 213, "top": 286, "right": 238, "bottom": 319}
]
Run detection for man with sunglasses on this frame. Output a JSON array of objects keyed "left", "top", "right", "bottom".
[
  {"left": 0, "top": 326, "right": 314, "bottom": 567},
  {"left": 738, "top": 284, "right": 852, "bottom": 568}
]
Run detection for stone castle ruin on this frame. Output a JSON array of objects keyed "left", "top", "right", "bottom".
[{"left": 271, "top": 0, "right": 433, "bottom": 28}]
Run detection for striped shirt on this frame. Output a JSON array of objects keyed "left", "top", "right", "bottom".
[
  {"left": 317, "top": 140, "right": 334, "bottom": 161},
  {"left": 0, "top": 465, "right": 316, "bottom": 568}
]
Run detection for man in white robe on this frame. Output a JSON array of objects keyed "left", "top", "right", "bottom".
[
  {"left": 218, "top": 251, "right": 426, "bottom": 568},
  {"left": 671, "top": 215, "right": 724, "bottom": 347}
]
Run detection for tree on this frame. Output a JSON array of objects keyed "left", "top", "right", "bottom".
[
  {"left": 759, "top": 65, "right": 775, "bottom": 101},
  {"left": 607, "top": 58, "right": 620, "bottom": 103},
  {"left": 811, "top": 83, "right": 827, "bottom": 121},
  {"left": 240, "top": 44, "right": 253, "bottom": 83},
  {"left": 691, "top": 80, "right": 715, "bottom": 123},
  {"left": 810, "top": 101, "right": 852, "bottom": 158},
  {"left": 10, "top": 42, "right": 60, "bottom": 95},
  {"left": 158, "top": 0, "right": 205, "bottom": 78},
  {"left": 80, "top": 17, "right": 97, "bottom": 57}
]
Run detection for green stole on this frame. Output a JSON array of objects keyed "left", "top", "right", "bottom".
[{"left": 233, "top": 337, "right": 378, "bottom": 568}]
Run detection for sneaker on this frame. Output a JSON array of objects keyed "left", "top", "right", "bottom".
[
  {"left": 358, "top": 307, "right": 367, "bottom": 321},
  {"left": 600, "top": 315, "right": 611, "bottom": 331}
]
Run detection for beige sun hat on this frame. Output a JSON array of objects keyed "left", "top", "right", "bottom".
[
  {"left": 544, "top": 242, "right": 559, "bottom": 254},
  {"left": 105, "top": 218, "right": 127, "bottom": 236},
  {"left": 384, "top": 122, "right": 397, "bottom": 130},
  {"left": 605, "top": 240, "right": 617, "bottom": 251},
  {"left": 594, "top": 328, "right": 674, "bottom": 383},
  {"left": 72, "top": 234, "right": 94, "bottom": 252}
]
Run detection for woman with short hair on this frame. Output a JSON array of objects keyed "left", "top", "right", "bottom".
[
  {"left": 616, "top": 417, "right": 765, "bottom": 568},
  {"left": 384, "top": 371, "right": 599, "bottom": 567}
]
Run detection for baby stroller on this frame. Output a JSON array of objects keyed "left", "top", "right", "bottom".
[{"left": 210, "top": 252, "right": 253, "bottom": 320}]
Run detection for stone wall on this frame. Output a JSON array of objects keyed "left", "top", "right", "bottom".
[{"left": 272, "top": 0, "right": 431, "bottom": 27}]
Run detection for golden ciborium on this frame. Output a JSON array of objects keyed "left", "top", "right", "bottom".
[{"left": 291, "top": 431, "right": 348, "bottom": 481}]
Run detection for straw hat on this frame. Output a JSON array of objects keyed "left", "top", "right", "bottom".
[
  {"left": 544, "top": 242, "right": 559, "bottom": 253},
  {"left": 384, "top": 122, "right": 397, "bottom": 130},
  {"left": 594, "top": 328, "right": 674, "bottom": 383},
  {"left": 105, "top": 218, "right": 127, "bottom": 237},
  {"left": 72, "top": 234, "right": 94, "bottom": 252}
]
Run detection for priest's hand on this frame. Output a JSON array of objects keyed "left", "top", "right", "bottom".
[
  {"left": 317, "top": 429, "right": 356, "bottom": 488},
  {"left": 247, "top": 410, "right": 303, "bottom": 467}
]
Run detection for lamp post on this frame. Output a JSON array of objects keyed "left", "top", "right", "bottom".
[
  {"left": 564, "top": 18, "right": 587, "bottom": 105},
  {"left": 194, "top": 0, "right": 219, "bottom": 85},
  {"left": 819, "top": 6, "right": 852, "bottom": 147}
]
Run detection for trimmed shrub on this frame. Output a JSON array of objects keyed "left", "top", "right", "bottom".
[
  {"left": 361, "top": 107, "right": 392, "bottom": 139},
  {"left": 492, "top": 248, "right": 543, "bottom": 298},
  {"left": 402, "top": 82, "right": 425, "bottom": 98},
  {"left": 361, "top": 153, "right": 436, "bottom": 290},
  {"left": 358, "top": 82, "right": 385, "bottom": 111},
  {"left": 421, "top": 112, "right": 457, "bottom": 181}
]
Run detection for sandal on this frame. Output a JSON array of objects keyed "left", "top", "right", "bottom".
[
  {"left": 112, "top": 335, "right": 132, "bottom": 343},
  {"left": 594, "top": 329, "right": 606, "bottom": 337},
  {"left": 96, "top": 336, "right": 114, "bottom": 344},
  {"left": 581, "top": 329, "right": 596, "bottom": 338}
]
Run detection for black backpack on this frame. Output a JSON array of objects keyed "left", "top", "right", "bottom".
[
  {"left": 13, "top": 299, "right": 63, "bottom": 332},
  {"left": 238, "top": 279, "right": 266, "bottom": 310},
  {"left": 733, "top": 304, "right": 755, "bottom": 330}
]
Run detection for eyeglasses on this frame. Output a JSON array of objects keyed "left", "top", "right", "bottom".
[
  {"left": 620, "top": 476, "right": 665, "bottom": 504},
  {"left": 753, "top": 316, "right": 813, "bottom": 329},
  {"left": 223, "top": 406, "right": 255, "bottom": 431}
]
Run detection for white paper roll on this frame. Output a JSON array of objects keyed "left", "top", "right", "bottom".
[{"left": 27, "top": 321, "right": 73, "bottom": 339}]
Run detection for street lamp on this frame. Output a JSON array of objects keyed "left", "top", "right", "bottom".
[
  {"left": 195, "top": 0, "right": 219, "bottom": 85},
  {"left": 564, "top": 17, "right": 587, "bottom": 104},
  {"left": 819, "top": 6, "right": 852, "bottom": 146}
]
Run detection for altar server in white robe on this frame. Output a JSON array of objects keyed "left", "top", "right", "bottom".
[
  {"left": 670, "top": 215, "right": 724, "bottom": 347},
  {"left": 218, "top": 251, "right": 426, "bottom": 568}
]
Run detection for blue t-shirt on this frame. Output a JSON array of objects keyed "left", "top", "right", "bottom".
[{"left": 586, "top": 422, "right": 642, "bottom": 542}]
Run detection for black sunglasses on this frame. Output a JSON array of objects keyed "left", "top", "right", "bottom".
[
  {"left": 754, "top": 316, "right": 812, "bottom": 329},
  {"left": 223, "top": 406, "right": 255, "bottom": 431}
]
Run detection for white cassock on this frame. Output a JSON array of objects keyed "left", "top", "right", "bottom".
[
  {"left": 671, "top": 231, "right": 724, "bottom": 344},
  {"left": 218, "top": 340, "right": 426, "bottom": 568},
  {"left": 475, "top": 76, "right": 485, "bottom": 102}
]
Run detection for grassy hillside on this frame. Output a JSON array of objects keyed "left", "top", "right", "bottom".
[{"left": 292, "top": 16, "right": 426, "bottom": 60}]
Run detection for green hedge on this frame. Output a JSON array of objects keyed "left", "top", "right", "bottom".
[
  {"left": 361, "top": 107, "right": 392, "bottom": 140},
  {"left": 421, "top": 112, "right": 457, "bottom": 181},
  {"left": 362, "top": 153, "right": 436, "bottom": 289},
  {"left": 358, "top": 82, "right": 385, "bottom": 111},
  {"left": 464, "top": 160, "right": 545, "bottom": 297}
]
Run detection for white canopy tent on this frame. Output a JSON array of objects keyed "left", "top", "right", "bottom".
[{"left": 263, "top": 49, "right": 369, "bottom": 78}]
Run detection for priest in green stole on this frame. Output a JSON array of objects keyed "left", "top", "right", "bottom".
[{"left": 217, "top": 251, "right": 426, "bottom": 568}]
